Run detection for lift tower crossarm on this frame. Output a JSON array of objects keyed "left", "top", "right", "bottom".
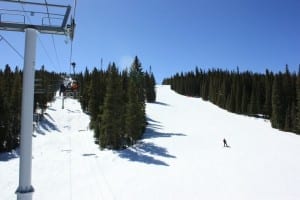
[
  {"left": 0, "top": 22, "right": 70, "bottom": 35},
  {"left": 0, "top": 0, "right": 72, "bottom": 36},
  {"left": 0, "top": 0, "right": 69, "bottom": 8}
]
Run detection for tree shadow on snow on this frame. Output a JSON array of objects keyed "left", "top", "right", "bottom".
[
  {"left": 149, "top": 101, "right": 170, "bottom": 106},
  {"left": 0, "top": 148, "right": 19, "bottom": 162},
  {"left": 47, "top": 107, "right": 56, "bottom": 112},
  {"left": 136, "top": 142, "right": 176, "bottom": 159},
  {"left": 35, "top": 114, "right": 60, "bottom": 135},
  {"left": 118, "top": 144, "right": 170, "bottom": 166},
  {"left": 66, "top": 109, "right": 81, "bottom": 113},
  {"left": 117, "top": 117, "right": 185, "bottom": 166},
  {"left": 144, "top": 117, "right": 186, "bottom": 139},
  {"left": 82, "top": 153, "right": 97, "bottom": 157},
  {"left": 44, "top": 113, "right": 55, "bottom": 122},
  {"left": 143, "top": 128, "right": 186, "bottom": 139},
  {"left": 146, "top": 117, "right": 161, "bottom": 124}
]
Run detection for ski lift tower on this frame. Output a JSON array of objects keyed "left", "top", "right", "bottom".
[{"left": 0, "top": 1, "right": 75, "bottom": 199}]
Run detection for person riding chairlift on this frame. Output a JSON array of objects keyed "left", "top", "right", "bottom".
[
  {"left": 59, "top": 83, "right": 66, "bottom": 96},
  {"left": 71, "top": 81, "right": 79, "bottom": 91}
]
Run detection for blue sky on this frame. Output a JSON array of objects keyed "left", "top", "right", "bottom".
[{"left": 0, "top": 0, "right": 299, "bottom": 83}]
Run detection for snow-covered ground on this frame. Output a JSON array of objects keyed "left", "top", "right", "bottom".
[{"left": 1, "top": 85, "right": 300, "bottom": 200}]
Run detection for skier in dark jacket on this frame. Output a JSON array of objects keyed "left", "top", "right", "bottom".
[
  {"left": 223, "top": 138, "right": 229, "bottom": 147},
  {"left": 59, "top": 83, "right": 66, "bottom": 96}
]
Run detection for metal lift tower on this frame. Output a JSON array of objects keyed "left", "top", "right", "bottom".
[{"left": 0, "top": 1, "right": 75, "bottom": 199}]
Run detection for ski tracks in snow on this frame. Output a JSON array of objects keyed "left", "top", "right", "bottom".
[
  {"left": 33, "top": 96, "right": 116, "bottom": 200},
  {"left": 59, "top": 97, "right": 116, "bottom": 200}
]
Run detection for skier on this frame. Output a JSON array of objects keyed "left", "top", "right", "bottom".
[
  {"left": 223, "top": 138, "right": 229, "bottom": 147},
  {"left": 59, "top": 83, "right": 66, "bottom": 96}
]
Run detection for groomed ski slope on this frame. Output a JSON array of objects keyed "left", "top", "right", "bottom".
[{"left": 1, "top": 85, "right": 300, "bottom": 200}]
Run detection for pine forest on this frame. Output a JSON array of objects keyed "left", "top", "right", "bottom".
[
  {"left": 0, "top": 64, "right": 61, "bottom": 152},
  {"left": 77, "top": 56, "right": 156, "bottom": 150},
  {"left": 163, "top": 65, "right": 300, "bottom": 134},
  {"left": 5, "top": 59, "right": 300, "bottom": 152},
  {"left": 0, "top": 56, "right": 156, "bottom": 152}
]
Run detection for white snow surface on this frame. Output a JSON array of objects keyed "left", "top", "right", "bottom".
[{"left": 1, "top": 85, "right": 300, "bottom": 200}]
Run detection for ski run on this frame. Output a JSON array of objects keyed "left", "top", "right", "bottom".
[{"left": 1, "top": 85, "right": 300, "bottom": 200}]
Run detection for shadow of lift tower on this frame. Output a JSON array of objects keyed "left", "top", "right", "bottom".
[{"left": 0, "top": 1, "right": 75, "bottom": 199}]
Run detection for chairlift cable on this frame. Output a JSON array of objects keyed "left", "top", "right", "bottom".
[
  {"left": 69, "top": 0, "right": 77, "bottom": 76},
  {"left": 73, "top": 0, "right": 77, "bottom": 19},
  {"left": 44, "top": 0, "right": 62, "bottom": 71},
  {"left": 19, "top": 1, "right": 57, "bottom": 68},
  {"left": 0, "top": 34, "right": 24, "bottom": 59},
  {"left": 51, "top": 35, "right": 62, "bottom": 70},
  {"left": 69, "top": 41, "right": 73, "bottom": 75},
  {"left": 38, "top": 37, "right": 57, "bottom": 68}
]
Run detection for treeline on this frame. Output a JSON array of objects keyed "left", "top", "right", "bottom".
[
  {"left": 35, "top": 65, "right": 63, "bottom": 114},
  {"left": 78, "top": 56, "right": 156, "bottom": 150},
  {"left": 0, "top": 64, "right": 61, "bottom": 152},
  {"left": 162, "top": 65, "right": 300, "bottom": 134}
]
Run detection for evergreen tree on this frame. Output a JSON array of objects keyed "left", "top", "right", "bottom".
[
  {"left": 88, "top": 68, "right": 103, "bottom": 129},
  {"left": 249, "top": 77, "right": 261, "bottom": 115},
  {"left": 145, "top": 72, "right": 151, "bottom": 100},
  {"left": 290, "top": 102, "right": 297, "bottom": 133},
  {"left": 125, "top": 57, "right": 146, "bottom": 145},
  {"left": 145, "top": 70, "right": 156, "bottom": 102},
  {"left": 271, "top": 75, "right": 284, "bottom": 129},
  {"left": 125, "top": 78, "right": 143, "bottom": 145},
  {"left": 241, "top": 85, "right": 249, "bottom": 113},
  {"left": 34, "top": 69, "right": 48, "bottom": 114},
  {"left": 234, "top": 76, "right": 242, "bottom": 113},
  {"left": 228, "top": 75, "right": 237, "bottom": 112},
  {"left": 8, "top": 70, "right": 22, "bottom": 149},
  {"left": 99, "top": 63, "right": 124, "bottom": 149},
  {"left": 0, "top": 74, "right": 9, "bottom": 152},
  {"left": 201, "top": 78, "right": 209, "bottom": 101},
  {"left": 263, "top": 70, "right": 273, "bottom": 117},
  {"left": 79, "top": 67, "right": 91, "bottom": 112},
  {"left": 282, "top": 65, "right": 296, "bottom": 131},
  {"left": 296, "top": 66, "right": 300, "bottom": 134},
  {"left": 130, "top": 56, "right": 145, "bottom": 103},
  {"left": 284, "top": 105, "right": 292, "bottom": 131},
  {"left": 150, "top": 72, "right": 156, "bottom": 101}
]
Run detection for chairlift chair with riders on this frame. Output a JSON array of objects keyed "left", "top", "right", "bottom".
[{"left": 60, "top": 76, "right": 79, "bottom": 98}]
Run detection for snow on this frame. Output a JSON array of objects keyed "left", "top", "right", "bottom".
[{"left": 1, "top": 85, "right": 300, "bottom": 200}]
